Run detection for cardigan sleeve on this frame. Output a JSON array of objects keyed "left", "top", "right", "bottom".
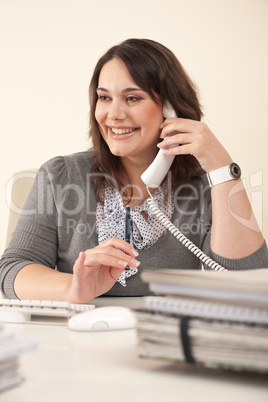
[
  {"left": 0, "top": 156, "right": 67, "bottom": 299},
  {"left": 194, "top": 173, "right": 268, "bottom": 270},
  {"left": 202, "top": 232, "right": 268, "bottom": 270}
]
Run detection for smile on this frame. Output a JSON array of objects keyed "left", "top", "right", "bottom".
[{"left": 111, "top": 127, "right": 136, "bottom": 135}]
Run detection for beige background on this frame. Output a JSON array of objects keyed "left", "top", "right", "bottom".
[{"left": 0, "top": 0, "right": 267, "bottom": 254}]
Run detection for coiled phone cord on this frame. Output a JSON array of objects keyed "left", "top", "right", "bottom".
[{"left": 147, "top": 195, "right": 228, "bottom": 272}]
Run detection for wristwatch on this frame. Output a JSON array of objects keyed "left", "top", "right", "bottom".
[{"left": 207, "top": 163, "right": 241, "bottom": 187}]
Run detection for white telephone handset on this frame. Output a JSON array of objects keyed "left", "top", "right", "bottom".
[
  {"left": 141, "top": 102, "right": 176, "bottom": 188},
  {"left": 141, "top": 102, "right": 227, "bottom": 272}
]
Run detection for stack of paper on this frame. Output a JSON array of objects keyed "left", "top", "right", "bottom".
[
  {"left": 136, "top": 268, "right": 268, "bottom": 373},
  {"left": 0, "top": 322, "right": 35, "bottom": 392}
]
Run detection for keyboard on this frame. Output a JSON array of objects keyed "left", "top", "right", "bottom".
[{"left": 0, "top": 299, "right": 95, "bottom": 325}]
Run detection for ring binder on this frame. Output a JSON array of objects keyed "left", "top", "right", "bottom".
[
  {"left": 180, "top": 317, "right": 195, "bottom": 364},
  {"left": 136, "top": 268, "right": 268, "bottom": 373}
]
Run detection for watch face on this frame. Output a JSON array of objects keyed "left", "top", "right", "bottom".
[{"left": 229, "top": 163, "right": 241, "bottom": 179}]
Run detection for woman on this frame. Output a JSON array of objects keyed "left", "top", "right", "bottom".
[{"left": 1, "top": 38, "right": 267, "bottom": 303}]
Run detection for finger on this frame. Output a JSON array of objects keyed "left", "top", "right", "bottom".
[
  {"left": 157, "top": 133, "right": 194, "bottom": 149},
  {"left": 84, "top": 251, "right": 140, "bottom": 270},
  {"left": 73, "top": 251, "right": 86, "bottom": 275},
  {"left": 97, "top": 237, "right": 138, "bottom": 257},
  {"left": 87, "top": 244, "right": 140, "bottom": 267},
  {"left": 160, "top": 118, "right": 198, "bottom": 136},
  {"left": 109, "top": 266, "right": 127, "bottom": 282},
  {"left": 162, "top": 143, "right": 194, "bottom": 156},
  {"left": 74, "top": 251, "right": 86, "bottom": 266},
  {"left": 161, "top": 117, "right": 200, "bottom": 128}
]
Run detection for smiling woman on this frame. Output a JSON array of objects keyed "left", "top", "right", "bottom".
[
  {"left": 95, "top": 58, "right": 163, "bottom": 164},
  {"left": 0, "top": 38, "right": 267, "bottom": 303},
  {"left": 89, "top": 39, "right": 202, "bottom": 194}
]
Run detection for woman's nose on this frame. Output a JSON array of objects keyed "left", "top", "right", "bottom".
[{"left": 107, "top": 101, "right": 126, "bottom": 120}]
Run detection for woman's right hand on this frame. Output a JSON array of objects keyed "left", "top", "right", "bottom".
[{"left": 67, "top": 238, "right": 140, "bottom": 304}]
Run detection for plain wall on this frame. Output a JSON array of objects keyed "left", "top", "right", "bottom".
[{"left": 0, "top": 0, "right": 267, "bottom": 254}]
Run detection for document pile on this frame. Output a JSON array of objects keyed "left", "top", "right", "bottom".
[
  {"left": 136, "top": 268, "right": 268, "bottom": 373},
  {"left": 0, "top": 322, "right": 35, "bottom": 392}
]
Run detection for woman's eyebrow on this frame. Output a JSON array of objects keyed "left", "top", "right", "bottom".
[
  {"left": 122, "top": 87, "right": 142, "bottom": 93},
  {"left": 96, "top": 87, "right": 142, "bottom": 93},
  {"left": 96, "top": 87, "right": 108, "bottom": 92}
]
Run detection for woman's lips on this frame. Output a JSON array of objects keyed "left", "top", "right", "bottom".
[{"left": 109, "top": 127, "right": 138, "bottom": 140}]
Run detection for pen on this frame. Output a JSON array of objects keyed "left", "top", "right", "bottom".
[{"left": 125, "top": 205, "right": 131, "bottom": 244}]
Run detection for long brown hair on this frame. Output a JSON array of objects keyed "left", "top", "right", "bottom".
[{"left": 89, "top": 38, "right": 203, "bottom": 202}]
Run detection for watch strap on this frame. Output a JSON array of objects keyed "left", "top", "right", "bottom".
[{"left": 207, "top": 163, "right": 241, "bottom": 187}]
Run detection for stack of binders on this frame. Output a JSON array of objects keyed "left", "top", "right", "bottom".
[{"left": 136, "top": 268, "right": 268, "bottom": 373}]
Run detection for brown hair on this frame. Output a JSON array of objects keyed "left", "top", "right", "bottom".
[{"left": 88, "top": 38, "right": 203, "bottom": 202}]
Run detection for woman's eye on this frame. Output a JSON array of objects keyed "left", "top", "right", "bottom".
[
  {"left": 126, "top": 96, "right": 140, "bottom": 102},
  {"left": 97, "top": 95, "right": 110, "bottom": 101}
]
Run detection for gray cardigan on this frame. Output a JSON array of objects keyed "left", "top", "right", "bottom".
[{"left": 1, "top": 151, "right": 267, "bottom": 299}]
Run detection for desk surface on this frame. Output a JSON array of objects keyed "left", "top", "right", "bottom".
[{"left": 2, "top": 297, "right": 268, "bottom": 402}]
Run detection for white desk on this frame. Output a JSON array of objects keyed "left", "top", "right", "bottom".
[{"left": 2, "top": 297, "right": 268, "bottom": 402}]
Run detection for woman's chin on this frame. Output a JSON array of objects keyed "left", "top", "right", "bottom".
[{"left": 108, "top": 146, "right": 132, "bottom": 158}]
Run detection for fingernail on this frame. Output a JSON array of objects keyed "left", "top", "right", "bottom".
[
  {"left": 118, "top": 260, "right": 128, "bottom": 267},
  {"left": 130, "top": 248, "right": 139, "bottom": 257},
  {"left": 130, "top": 259, "right": 140, "bottom": 267}
]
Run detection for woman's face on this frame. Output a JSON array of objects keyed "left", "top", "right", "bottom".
[{"left": 95, "top": 58, "right": 164, "bottom": 164}]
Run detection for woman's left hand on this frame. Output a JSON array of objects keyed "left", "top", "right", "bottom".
[{"left": 158, "top": 117, "right": 233, "bottom": 172}]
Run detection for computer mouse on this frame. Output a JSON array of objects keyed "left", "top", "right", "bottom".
[{"left": 68, "top": 306, "right": 137, "bottom": 332}]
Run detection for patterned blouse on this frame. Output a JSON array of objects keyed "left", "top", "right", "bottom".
[{"left": 96, "top": 181, "right": 174, "bottom": 286}]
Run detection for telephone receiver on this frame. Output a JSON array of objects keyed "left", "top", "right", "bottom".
[
  {"left": 140, "top": 102, "right": 227, "bottom": 273},
  {"left": 141, "top": 102, "right": 177, "bottom": 188}
]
